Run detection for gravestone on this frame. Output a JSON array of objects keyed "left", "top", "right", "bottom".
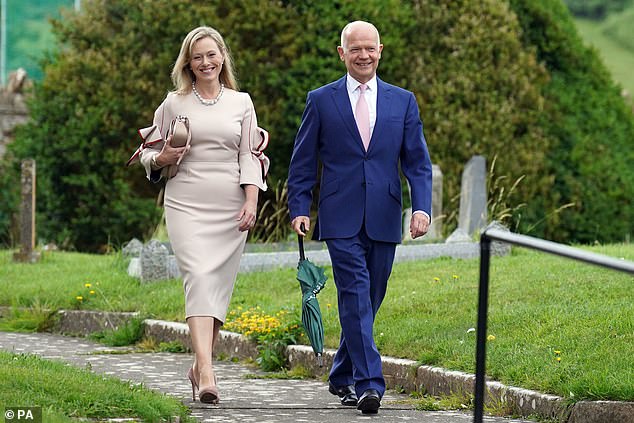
[
  {"left": 428, "top": 165, "right": 443, "bottom": 239},
  {"left": 122, "top": 238, "right": 143, "bottom": 258},
  {"left": 140, "top": 239, "right": 169, "bottom": 283},
  {"left": 127, "top": 238, "right": 180, "bottom": 281},
  {"left": 458, "top": 155, "right": 487, "bottom": 235},
  {"left": 447, "top": 155, "right": 487, "bottom": 243},
  {"left": 13, "top": 159, "right": 40, "bottom": 263},
  {"left": 487, "top": 221, "right": 512, "bottom": 256},
  {"left": 402, "top": 164, "right": 443, "bottom": 241}
]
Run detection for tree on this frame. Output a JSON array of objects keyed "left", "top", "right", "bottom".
[
  {"left": 4, "top": 0, "right": 632, "bottom": 250},
  {"left": 510, "top": 0, "right": 634, "bottom": 242}
]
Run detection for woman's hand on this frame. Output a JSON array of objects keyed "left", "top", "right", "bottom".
[
  {"left": 155, "top": 135, "right": 189, "bottom": 167},
  {"left": 237, "top": 185, "right": 259, "bottom": 232}
]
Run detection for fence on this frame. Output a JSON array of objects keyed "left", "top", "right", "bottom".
[{"left": 474, "top": 227, "right": 634, "bottom": 422}]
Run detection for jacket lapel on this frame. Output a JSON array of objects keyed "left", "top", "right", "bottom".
[
  {"left": 369, "top": 78, "right": 392, "bottom": 153},
  {"left": 331, "top": 77, "right": 365, "bottom": 150}
]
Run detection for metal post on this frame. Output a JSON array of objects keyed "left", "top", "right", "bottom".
[
  {"left": 473, "top": 225, "right": 634, "bottom": 421},
  {"left": 474, "top": 235, "right": 491, "bottom": 422}
]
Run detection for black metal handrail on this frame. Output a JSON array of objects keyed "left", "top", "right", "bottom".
[{"left": 474, "top": 227, "right": 634, "bottom": 422}]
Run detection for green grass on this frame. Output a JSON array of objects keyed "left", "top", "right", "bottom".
[
  {"left": 0, "top": 250, "right": 185, "bottom": 321},
  {"left": 89, "top": 317, "right": 145, "bottom": 347},
  {"left": 0, "top": 350, "right": 193, "bottom": 422},
  {"left": 1, "top": 244, "right": 634, "bottom": 402},
  {"left": 601, "top": 6, "right": 634, "bottom": 52},
  {"left": 575, "top": 8, "right": 634, "bottom": 96}
]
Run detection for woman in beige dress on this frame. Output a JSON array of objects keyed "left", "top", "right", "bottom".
[{"left": 139, "top": 26, "right": 268, "bottom": 404}]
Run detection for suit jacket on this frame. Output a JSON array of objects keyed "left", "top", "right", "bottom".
[{"left": 288, "top": 76, "right": 432, "bottom": 243}]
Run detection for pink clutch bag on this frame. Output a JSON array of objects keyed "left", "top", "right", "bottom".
[
  {"left": 125, "top": 116, "right": 191, "bottom": 180},
  {"left": 165, "top": 115, "right": 191, "bottom": 178}
]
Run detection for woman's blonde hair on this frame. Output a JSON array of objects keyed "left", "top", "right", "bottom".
[{"left": 171, "top": 26, "right": 238, "bottom": 94}]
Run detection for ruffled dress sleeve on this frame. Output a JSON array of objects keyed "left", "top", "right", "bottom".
[
  {"left": 238, "top": 93, "right": 269, "bottom": 191},
  {"left": 139, "top": 95, "right": 174, "bottom": 182}
]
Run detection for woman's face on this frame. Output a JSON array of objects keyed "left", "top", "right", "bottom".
[{"left": 189, "top": 37, "right": 223, "bottom": 85}]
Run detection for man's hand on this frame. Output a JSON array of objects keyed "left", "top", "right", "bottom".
[
  {"left": 410, "top": 213, "right": 430, "bottom": 239},
  {"left": 291, "top": 216, "right": 311, "bottom": 236}
]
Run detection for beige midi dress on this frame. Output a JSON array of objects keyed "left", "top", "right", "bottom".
[{"left": 139, "top": 89, "right": 267, "bottom": 322}]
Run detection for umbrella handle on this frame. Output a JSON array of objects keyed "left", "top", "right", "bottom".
[{"left": 298, "top": 222, "right": 306, "bottom": 261}]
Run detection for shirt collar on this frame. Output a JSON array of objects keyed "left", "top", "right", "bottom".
[{"left": 346, "top": 74, "right": 377, "bottom": 93}]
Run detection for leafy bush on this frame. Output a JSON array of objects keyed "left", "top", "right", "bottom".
[
  {"left": 4, "top": 0, "right": 633, "bottom": 249},
  {"left": 7, "top": 0, "right": 207, "bottom": 251},
  {"left": 510, "top": 0, "right": 634, "bottom": 242},
  {"left": 0, "top": 153, "right": 20, "bottom": 247},
  {"left": 224, "top": 306, "right": 304, "bottom": 371},
  {"left": 250, "top": 179, "right": 290, "bottom": 243},
  {"left": 400, "top": 0, "right": 551, "bottom": 234}
]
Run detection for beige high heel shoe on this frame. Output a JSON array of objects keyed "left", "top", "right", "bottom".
[
  {"left": 186, "top": 367, "right": 198, "bottom": 401},
  {"left": 198, "top": 374, "right": 219, "bottom": 404}
]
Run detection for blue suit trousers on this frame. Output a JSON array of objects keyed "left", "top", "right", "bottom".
[{"left": 325, "top": 226, "right": 396, "bottom": 397}]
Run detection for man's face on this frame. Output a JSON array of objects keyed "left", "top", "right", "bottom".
[{"left": 337, "top": 25, "right": 383, "bottom": 84}]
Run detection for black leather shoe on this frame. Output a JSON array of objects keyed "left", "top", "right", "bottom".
[
  {"left": 357, "top": 389, "right": 381, "bottom": 414},
  {"left": 328, "top": 381, "right": 358, "bottom": 406}
]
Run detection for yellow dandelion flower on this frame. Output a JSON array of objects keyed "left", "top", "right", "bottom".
[
  {"left": 556, "top": 357, "right": 561, "bottom": 362},
  {"left": 327, "top": 303, "right": 332, "bottom": 308},
  {"left": 433, "top": 277, "right": 440, "bottom": 282},
  {"left": 76, "top": 296, "right": 83, "bottom": 301},
  {"left": 487, "top": 335, "right": 496, "bottom": 341},
  {"left": 84, "top": 283, "right": 92, "bottom": 288},
  {"left": 554, "top": 350, "right": 561, "bottom": 355},
  {"left": 452, "top": 275, "right": 459, "bottom": 279},
  {"left": 89, "top": 290, "right": 95, "bottom": 295}
]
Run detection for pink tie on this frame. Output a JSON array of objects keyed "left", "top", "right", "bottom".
[{"left": 355, "top": 84, "right": 371, "bottom": 151}]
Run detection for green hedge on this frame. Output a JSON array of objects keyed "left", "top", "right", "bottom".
[
  {"left": 510, "top": 0, "right": 634, "bottom": 242},
  {"left": 3, "top": 0, "right": 633, "bottom": 250}
]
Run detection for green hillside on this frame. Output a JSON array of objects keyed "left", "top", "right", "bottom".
[
  {"left": 574, "top": 5, "right": 634, "bottom": 96},
  {"left": 4, "top": 0, "right": 74, "bottom": 82}
]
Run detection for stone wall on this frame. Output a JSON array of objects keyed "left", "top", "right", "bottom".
[{"left": 0, "top": 69, "right": 31, "bottom": 159}]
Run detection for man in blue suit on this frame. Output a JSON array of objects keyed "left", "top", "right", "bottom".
[{"left": 288, "top": 20, "right": 432, "bottom": 414}]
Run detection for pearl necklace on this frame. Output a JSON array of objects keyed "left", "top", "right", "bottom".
[{"left": 192, "top": 82, "right": 224, "bottom": 106}]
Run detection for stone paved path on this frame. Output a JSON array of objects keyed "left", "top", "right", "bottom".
[{"left": 0, "top": 331, "right": 530, "bottom": 423}]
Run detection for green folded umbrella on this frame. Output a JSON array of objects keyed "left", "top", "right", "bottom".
[{"left": 296, "top": 225, "right": 327, "bottom": 366}]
